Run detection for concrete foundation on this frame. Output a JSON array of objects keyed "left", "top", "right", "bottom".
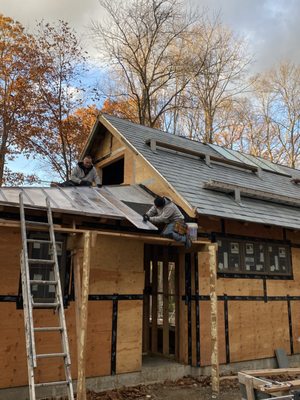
[{"left": 2, "top": 354, "right": 300, "bottom": 400}]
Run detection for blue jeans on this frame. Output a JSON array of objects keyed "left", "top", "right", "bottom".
[{"left": 162, "top": 222, "right": 187, "bottom": 244}]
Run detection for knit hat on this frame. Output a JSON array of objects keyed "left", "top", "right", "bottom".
[{"left": 154, "top": 196, "right": 165, "bottom": 208}]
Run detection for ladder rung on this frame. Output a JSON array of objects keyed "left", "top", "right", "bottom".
[
  {"left": 30, "top": 280, "right": 57, "bottom": 285},
  {"left": 35, "top": 380, "right": 69, "bottom": 388},
  {"left": 28, "top": 259, "right": 54, "bottom": 264},
  {"left": 34, "top": 326, "right": 63, "bottom": 332},
  {"left": 36, "top": 352, "right": 67, "bottom": 359},
  {"left": 32, "top": 302, "right": 60, "bottom": 308},
  {"left": 27, "top": 239, "right": 51, "bottom": 244},
  {"left": 25, "top": 221, "right": 50, "bottom": 226}
]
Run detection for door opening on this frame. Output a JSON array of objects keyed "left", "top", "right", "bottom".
[{"left": 143, "top": 245, "right": 179, "bottom": 359}]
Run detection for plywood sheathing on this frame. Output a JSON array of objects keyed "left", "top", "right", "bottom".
[
  {"left": 116, "top": 300, "right": 143, "bottom": 373},
  {"left": 225, "top": 220, "right": 284, "bottom": 240},
  {"left": 229, "top": 301, "right": 290, "bottom": 362},
  {"left": 0, "top": 228, "right": 144, "bottom": 389},
  {"left": 89, "top": 235, "right": 144, "bottom": 373}
]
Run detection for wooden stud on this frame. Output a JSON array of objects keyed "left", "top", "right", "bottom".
[
  {"left": 209, "top": 243, "right": 219, "bottom": 396},
  {"left": 74, "top": 250, "right": 83, "bottom": 363},
  {"left": 178, "top": 248, "right": 188, "bottom": 364},
  {"left": 143, "top": 245, "right": 150, "bottom": 353},
  {"left": 175, "top": 251, "right": 180, "bottom": 360},
  {"left": 77, "top": 232, "right": 91, "bottom": 400},
  {"left": 244, "top": 376, "right": 256, "bottom": 400},
  {"left": 163, "top": 247, "right": 169, "bottom": 355},
  {"left": 151, "top": 247, "right": 158, "bottom": 353}
]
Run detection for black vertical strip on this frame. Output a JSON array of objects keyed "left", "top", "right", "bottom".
[
  {"left": 185, "top": 253, "right": 192, "bottom": 365},
  {"left": 221, "top": 219, "right": 226, "bottom": 234},
  {"left": 283, "top": 228, "right": 287, "bottom": 241},
  {"left": 287, "top": 296, "right": 294, "bottom": 355},
  {"left": 224, "top": 294, "right": 230, "bottom": 363},
  {"left": 263, "top": 278, "right": 267, "bottom": 303},
  {"left": 111, "top": 296, "right": 118, "bottom": 375},
  {"left": 16, "top": 273, "right": 23, "bottom": 309},
  {"left": 194, "top": 252, "right": 200, "bottom": 367}
]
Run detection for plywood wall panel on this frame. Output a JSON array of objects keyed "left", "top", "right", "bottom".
[
  {"left": 229, "top": 301, "right": 290, "bottom": 362},
  {"left": 116, "top": 300, "right": 143, "bottom": 374},
  {"left": 0, "top": 228, "right": 21, "bottom": 294},
  {"left": 0, "top": 301, "right": 114, "bottom": 388},
  {"left": 90, "top": 236, "right": 144, "bottom": 294},
  {"left": 86, "top": 301, "right": 112, "bottom": 377},
  {"left": 291, "top": 301, "right": 300, "bottom": 354}
]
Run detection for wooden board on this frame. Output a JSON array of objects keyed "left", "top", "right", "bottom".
[
  {"left": 199, "top": 301, "right": 226, "bottom": 366},
  {"left": 0, "top": 228, "right": 22, "bottom": 294},
  {"left": 291, "top": 301, "right": 300, "bottom": 354},
  {"left": 116, "top": 300, "right": 143, "bottom": 373},
  {"left": 86, "top": 302, "right": 112, "bottom": 377},
  {"left": 90, "top": 236, "right": 144, "bottom": 294},
  {"left": 225, "top": 221, "right": 284, "bottom": 240},
  {"left": 229, "top": 301, "right": 290, "bottom": 362}
]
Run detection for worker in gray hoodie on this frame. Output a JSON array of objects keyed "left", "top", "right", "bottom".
[
  {"left": 143, "top": 196, "right": 191, "bottom": 248},
  {"left": 58, "top": 156, "right": 102, "bottom": 187}
]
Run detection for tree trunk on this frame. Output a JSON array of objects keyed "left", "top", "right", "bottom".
[
  {"left": 0, "top": 121, "right": 9, "bottom": 186},
  {"left": 204, "top": 109, "right": 214, "bottom": 143}
]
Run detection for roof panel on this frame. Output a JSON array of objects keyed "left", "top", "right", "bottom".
[{"left": 0, "top": 186, "right": 156, "bottom": 231}]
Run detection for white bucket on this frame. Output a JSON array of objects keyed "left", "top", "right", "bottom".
[{"left": 186, "top": 223, "right": 198, "bottom": 241}]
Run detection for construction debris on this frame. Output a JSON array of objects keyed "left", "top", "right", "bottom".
[
  {"left": 238, "top": 368, "right": 300, "bottom": 400},
  {"left": 45, "top": 375, "right": 240, "bottom": 400}
]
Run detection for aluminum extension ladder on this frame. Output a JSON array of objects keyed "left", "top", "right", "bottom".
[{"left": 19, "top": 192, "right": 74, "bottom": 400}]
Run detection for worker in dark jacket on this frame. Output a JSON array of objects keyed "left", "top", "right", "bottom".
[
  {"left": 59, "top": 156, "right": 102, "bottom": 187},
  {"left": 143, "top": 196, "right": 191, "bottom": 248}
]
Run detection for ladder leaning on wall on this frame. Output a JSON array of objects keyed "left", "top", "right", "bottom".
[{"left": 19, "top": 192, "right": 74, "bottom": 400}]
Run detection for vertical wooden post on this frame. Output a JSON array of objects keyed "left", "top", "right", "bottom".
[
  {"left": 178, "top": 248, "right": 188, "bottom": 364},
  {"left": 163, "top": 247, "right": 169, "bottom": 355},
  {"left": 209, "top": 243, "right": 219, "bottom": 396},
  {"left": 151, "top": 247, "right": 158, "bottom": 353},
  {"left": 143, "top": 245, "right": 150, "bottom": 353},
  {"left": 77, "top": 232, "right": 91, "bottom": 400},
  {"left": 175, "top": 251, "right": 180, "bottom": 360},
  {"left": 74, "top": 249, "right": 83, "bottom": 363}
]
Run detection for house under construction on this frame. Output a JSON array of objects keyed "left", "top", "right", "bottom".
[{"left": 1, "top": 113, "right": 300, "bottom": 399}]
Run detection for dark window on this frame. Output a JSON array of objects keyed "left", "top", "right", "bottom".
[
  {"left": 217, "top": 236, "right": 291, "bottom": 277},
  {"left": 27, "top": 232, "right": 67, "bottom": 303},
  {"left": 102, "top": 157, "right": 124, "bottom": 185}
]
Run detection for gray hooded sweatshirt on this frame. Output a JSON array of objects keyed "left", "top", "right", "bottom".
[
  {"left": 70, "top": 162, "right": 101, "bottom": 185},
  {"left": 146, "top": 197, "right": 184, "bottom": 225}
]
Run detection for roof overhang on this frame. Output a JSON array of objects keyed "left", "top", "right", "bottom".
[{"left": 0, "top": 186, "right": 157, "bottom": 231}]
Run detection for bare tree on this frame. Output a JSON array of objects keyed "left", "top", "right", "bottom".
[
  {"left": 91, "top": 0, "right": 198, "bottom": 128},
  {"left": 252, "top": 62, "right": 300, "bottom": 168},
  {"left": 183, "top": 16, "right": 252, "bottom": 143}
]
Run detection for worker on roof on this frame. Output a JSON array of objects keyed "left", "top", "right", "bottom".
[
  {"left": 58, "top": 155, "right": 102, "bottom": 187},
  {"left": 143, "top": 196, "right": 192, "bottom": 248}
]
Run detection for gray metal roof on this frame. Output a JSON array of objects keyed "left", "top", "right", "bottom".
[
  {"left": 100, "top": 114, "right": 300, "bottom": 230},
  {"left": 0, "top": 186, "right": 157, "bottom": 231}
]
